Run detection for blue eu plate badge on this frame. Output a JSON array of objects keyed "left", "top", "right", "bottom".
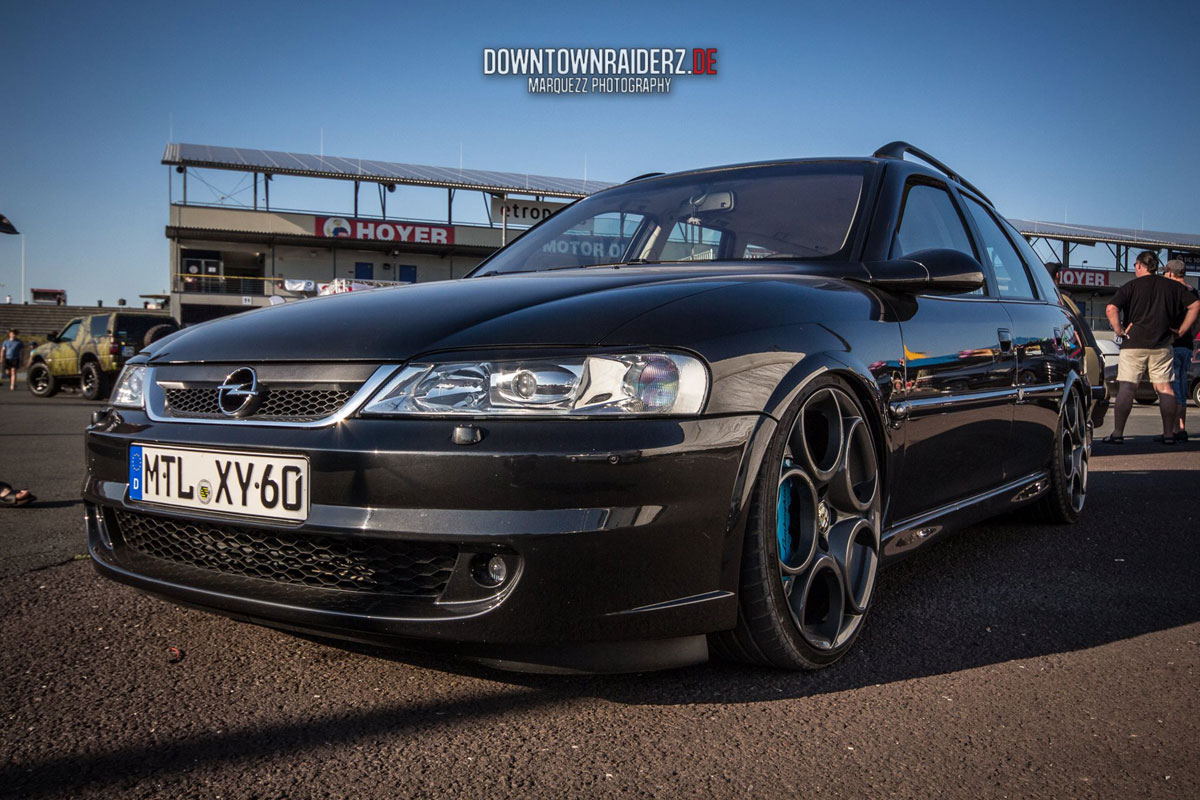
[{"left": 128, "top": 445, "right": 143, "bottom": 500}]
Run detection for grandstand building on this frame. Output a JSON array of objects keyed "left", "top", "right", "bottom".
[{"left": 162, "top": 144, "right": 610, "bottom": 325}]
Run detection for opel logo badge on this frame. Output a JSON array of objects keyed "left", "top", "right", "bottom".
[{"left": 217, "top": 367, "right": 262, "bottom": 418}]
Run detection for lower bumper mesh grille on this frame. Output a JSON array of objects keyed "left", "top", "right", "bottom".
[{"left": 114, "top": 510, "right": 457, "bottom": 597}]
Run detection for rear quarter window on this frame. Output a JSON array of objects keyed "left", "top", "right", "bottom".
[
  {"left": 89, "top": 315, "right": 110, "bottom": 338},
  {"left": 114, "top": 315, "right": 174, "bottom": 344}
]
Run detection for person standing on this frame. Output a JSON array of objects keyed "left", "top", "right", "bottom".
[
  {"left": 1164, "top": 259, "right": 1199, "bottom": 441},
  {"left": 1103, "top": 251, "right": 1200, "bottom": 444},
  {"left": 2, "top": 329, "right": 24, "bottom": 391}
]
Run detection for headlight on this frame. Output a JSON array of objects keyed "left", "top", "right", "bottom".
[
  {"left": 110, "top": 365, "right": 147, "bottom": 408},
  {"left": 360, "top": 353, "right": 708, "bottom": 416}
]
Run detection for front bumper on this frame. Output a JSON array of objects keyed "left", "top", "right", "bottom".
[{"left": 85, "top": 409, "right": 772, "bottom": 671}]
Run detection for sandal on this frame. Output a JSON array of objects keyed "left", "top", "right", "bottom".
[
  {"left": 1100, "top": 434, "right": 1124, "bottom": 445},
  {"left": 1153, "top": 435, "right": 1177, "bottom": 446},
  {"left": 0, "top": 484, "right": 35, "bottom": 507}
]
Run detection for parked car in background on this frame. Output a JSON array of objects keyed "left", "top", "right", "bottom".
[{"left": 28, "top": 312, "right": 178, "bottom": 400}]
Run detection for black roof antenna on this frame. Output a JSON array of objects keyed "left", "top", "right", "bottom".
[{"left": 873, "top": 142, "right": 993, "bottom": 207}]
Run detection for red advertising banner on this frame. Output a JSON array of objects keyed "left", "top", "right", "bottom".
[
  {"left": 1057, "top": 268, "right": 1109, "bottom": 287},
  {"left": 314, "top": 216, "right": 454, "bottom": 245}
]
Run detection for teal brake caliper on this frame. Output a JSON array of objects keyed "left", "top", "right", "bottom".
[{"left": 777, "top": 474, "right": 792, "bottom": 561}]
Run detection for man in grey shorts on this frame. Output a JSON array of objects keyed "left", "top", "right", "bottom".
[{"left": 1104, "top": 251, "right": 1200, "bottom": 444}]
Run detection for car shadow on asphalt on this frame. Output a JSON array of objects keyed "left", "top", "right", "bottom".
[{"left": 339, "top": 458, "right": 1200, "bottom": 705}]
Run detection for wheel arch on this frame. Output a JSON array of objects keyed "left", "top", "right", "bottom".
[
  {"left": 1060, "top": 369, "right": 1091, "bottom": 413},
  {"left": 761, "top": 351, "right": 894, "bottom": 492}
]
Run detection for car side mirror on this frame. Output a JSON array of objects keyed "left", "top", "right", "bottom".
[
  {"left": 864, "top": 248, "right": 985, "bottom": 295},
  {"left": 46, "top": 332, "right": 58, "bottom": 342}
]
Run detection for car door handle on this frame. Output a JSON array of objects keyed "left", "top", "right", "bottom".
[{"left": 998, "top": 328, "right": 1013, "bottom": 352}]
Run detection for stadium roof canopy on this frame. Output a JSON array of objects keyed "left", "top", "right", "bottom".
[
  {"left": 163, "top": 143, "right": 615, "bottom": 199},
  {"left": 1010, "top": 218, "right": 1200, "bottom": 252}
]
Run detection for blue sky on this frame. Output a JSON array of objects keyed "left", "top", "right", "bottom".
[{"left": 1, "top": 0, "right": 1197, "bottom": 304}]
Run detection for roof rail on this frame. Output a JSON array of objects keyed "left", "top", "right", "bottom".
[
  {"left": 873, "top": 141, "right": 993, "bottom": 207},
  {"left": 625, "top": 172, "right": 666, "bottom": 183}
]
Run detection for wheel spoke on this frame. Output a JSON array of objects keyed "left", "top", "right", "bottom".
[
  {"left": 1061, "top": 431, "right": 1075, "bottom": 480},
  {"left": 827, "top": 417, "right": 877, "bottom": 515},
  {"left": 827, "top": 519, "right": 878, "bottom": 615},
  {"left": 788, "top": 554, "right": 846, "bottom": 650},
  {"left": 797, "top": 389, "right": 843, "bottom": 482}
]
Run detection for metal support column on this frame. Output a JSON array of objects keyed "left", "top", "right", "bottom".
[
  {"left": 353, "top": 181, "right": 359, "bottom": 218},
  {"left": 253, "top": 173, "right": 258, "bottom": 210},
  {"left": 182, "top": 169, "right": 187, "bottom": 205},
  {"left": 265, "top": 175, "right": 270, "bottom": 211},
  {"left": 448, "top": 189, "right": 455, "bottom": 224},
  {"left": 501, "top": 193, "right": 508, "bottom": 245}
]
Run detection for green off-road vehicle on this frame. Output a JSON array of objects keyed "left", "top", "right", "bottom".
[{"left": 27, "top": 312, "right": 179, "bottom": 400}]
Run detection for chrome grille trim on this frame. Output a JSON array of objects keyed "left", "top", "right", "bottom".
[{"left": 145, "top": 365, "right": 398, "bottom": 428}]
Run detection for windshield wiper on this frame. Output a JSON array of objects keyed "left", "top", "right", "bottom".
[
  {"left": 476, "top": 260, "right": 652, "bottom": 277},
  {"left": 543, "top": 260, "right": 652, "bottom": 271}
]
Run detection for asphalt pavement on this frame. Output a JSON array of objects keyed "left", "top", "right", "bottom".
[{"left": 1, "top": 381, "right": 1198, "bottom": 799}]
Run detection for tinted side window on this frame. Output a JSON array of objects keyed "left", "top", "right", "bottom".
[
  {"left": 89, "top": 315, "right": 110, "bottom": 338},
  {"left": 892, "top": 184, "right": 975, "bottom": 259},
  {"left": 1002, "top": 218, "right": 1060, "bottom": 302},
  {"left": 963, "top": 198, "right": 1036, "bottom": 300},
  {"left": 59, "top": 321, "right": 82, "bottom": 342}
]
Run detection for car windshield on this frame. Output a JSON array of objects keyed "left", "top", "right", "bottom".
[{"left": 474, "top": 162, "right": 866, "bottom": 275}]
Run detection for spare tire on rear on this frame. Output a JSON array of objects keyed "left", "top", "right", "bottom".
[{"left": 143, "top": 323, "right": 179, "bottom": 348}]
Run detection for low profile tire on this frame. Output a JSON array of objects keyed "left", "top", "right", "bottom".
[
  {"left": 80, "top": 361, "right": 110, "bottom": 401},
  {"left": 1026, "top": 388, "right": 1089, "bottom": 524},
  {"left": 27, "top": 362, "right": 58, "bottom": 397},
  {"left": 711, "top": 376, "right": 882, "bottom": 670},
  {"left": 1192, "top": 381, "right": 1200, "bottom": 409}
]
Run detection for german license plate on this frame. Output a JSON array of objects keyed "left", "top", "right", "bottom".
[{"left": 128, "top": 444, "right": 309, "bottom": 521}]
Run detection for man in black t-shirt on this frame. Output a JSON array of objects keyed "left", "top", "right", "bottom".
[{"left": 1104, "top": 251, "right": 1200, "bottom": 444}]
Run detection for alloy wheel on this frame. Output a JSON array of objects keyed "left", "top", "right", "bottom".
[
  {"left": 775, "top": 387, "right": 880, "bottom": 651},
  {"left": 1061, "top": 390, "right": 1088, "bottom": 513}
]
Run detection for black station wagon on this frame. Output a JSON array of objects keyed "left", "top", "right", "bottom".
[{"left": 85, "top": 143, "right": 1099, "bottom": 672}]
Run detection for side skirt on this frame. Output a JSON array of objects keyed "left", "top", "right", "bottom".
[{"left": 881, "top": 470, "right": 1051, "bottom": 563}]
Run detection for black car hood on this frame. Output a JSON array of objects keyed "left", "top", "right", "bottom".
[{"left": 147, "top": 262, "right": 869, "bottom": 363}]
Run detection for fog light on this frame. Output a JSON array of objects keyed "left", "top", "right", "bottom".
[
  {"left": 470, "top": 553, "right": 510, "bottom": 588},
  {"left": 487, "top": 556, "right": 508, "bottom": 585}
]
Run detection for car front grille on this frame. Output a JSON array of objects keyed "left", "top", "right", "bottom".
[
  {"left": 163, "top": 387, "right": 356, "bottom": 421},
  {"left": 114, "top": 510, "right": 458, "bottom": 597}
]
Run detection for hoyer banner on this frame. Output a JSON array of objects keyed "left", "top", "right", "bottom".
[{"left": 314, "top": 216, "right": 454, "bottom": 245}]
